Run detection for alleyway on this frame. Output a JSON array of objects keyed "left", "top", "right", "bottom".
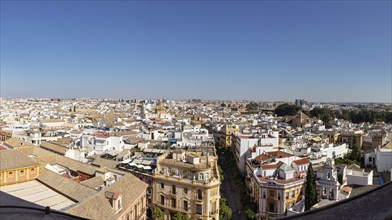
[{"left": 218, "top": 151, "right": 247, "bottom": 220}]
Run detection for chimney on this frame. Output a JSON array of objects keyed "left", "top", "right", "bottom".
[{"left": 105, "top": 191, "right": 122, "bottom": 213}]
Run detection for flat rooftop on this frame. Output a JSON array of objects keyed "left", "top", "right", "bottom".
[{"left": 0, "top": 180, "right": 75, "bottom": 211}]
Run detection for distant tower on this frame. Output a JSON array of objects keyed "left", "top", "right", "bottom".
[
  {"left": 295, "top": 99, "right": 307, "bottom": 107},
  {"left": 155, "top": 99, "right": 166, "bottom": 115}
]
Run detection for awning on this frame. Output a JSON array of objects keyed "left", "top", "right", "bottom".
[
  {"left": 120, "top": 159, "right": 132, "bottom": 164},
  {"left": 143, "top": 166, "right": 152, "bottom": 170}
]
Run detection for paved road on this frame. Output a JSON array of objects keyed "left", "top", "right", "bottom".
[{"left": 219, "top": 152, "right": 247, "bottom": 220}]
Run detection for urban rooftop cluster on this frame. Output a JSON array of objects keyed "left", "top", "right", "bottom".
[{"left": 0, "top": 97, "right": 391, "bottom": 220}]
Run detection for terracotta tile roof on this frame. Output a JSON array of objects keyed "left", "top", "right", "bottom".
[
  {"left": 265, "top": 151, "right": 293, "bottom": 158},
  {"left": 80, "top": 176, "right": 105, "bottom": 190},
  {"left": 91, "top": 157, "right": 119, "bottom": 169},
  {"left": 0, "top": 150, "right": 40, "bottom": 171},
  {"left": 67, "top": 174, "right": 147, "bottom": 219},
  {"left": 66, "top": 192, "right": 116, "bottom": 219},
  {"left": 261, "top": 164, "right": 278, "bottom": 170},
  {"left": 293, "top": 158, "right": 310, "bottom": 165},
  {"left": 37, "top": 170, "right": 97, "bottom": 202},
  {"left": 40, "top": 142, "right": 68, "bottom": 155},
  {"left": 255, "top": 154, "right": 271, "bottom": 163},
  {"left": 15, "top": 146, "right": 96, "bottom": 175},
  {"left": 3, "top": 137, "right": 33, "bottom": 148}
]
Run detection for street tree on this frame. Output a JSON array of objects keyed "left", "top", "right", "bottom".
[{"left": 153, "top": 206, "right": 165, "bottom": 220}]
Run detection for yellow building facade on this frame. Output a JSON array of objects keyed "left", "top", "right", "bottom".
[
  {"left": 153, "top": 150, "right": 220, "bottom": 220},
  {"left": 219, "top": 124, "right": 240, "bottom": 148},
  {"left": 0, "top": 150, "right": 40, "bottom": 186}
]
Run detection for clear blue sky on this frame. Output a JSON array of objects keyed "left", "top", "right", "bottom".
[{"left": 1, "top": 0, "right": 391, "bottom": 102}]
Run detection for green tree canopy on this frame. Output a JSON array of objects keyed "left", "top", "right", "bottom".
[
  {"left": 335, "top": 145, "right": 362, "bottom": 166},
  {"left": 172, "top": 212, "right": 190, "bottom": 220},
  {"left": 153, "top": 206, "right": 165, "bottom": 220},
  {"left": 310, "top": 108, "right": 392, "bottom": 124},
  {"left": 246, "top": 102, "right": 259, "bottom": 111},
  {"left": 219, "top": 198, "right": 233, "bottom": 220},
  {"left": 245, "top": 208, "right": 256, "bottom": 220},
  {"left": 305, "top": 163, "right": 317, "bottom": 211},
  {"left": 274, "top": 104, "right": 302, "bottom": 116}
]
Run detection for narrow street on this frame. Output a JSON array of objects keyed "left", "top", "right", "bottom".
[{"left": 218, "top": 151, "right": 247, "bottom": 220}]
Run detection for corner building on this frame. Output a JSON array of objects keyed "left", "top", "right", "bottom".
[{"left": 153, "top": 148, "right": 220, "bottom": 220}]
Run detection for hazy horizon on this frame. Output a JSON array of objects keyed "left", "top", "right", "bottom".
[
  {"left": 1, "top": 1, "right": 391, "bottom": 103},
  {"left": 1, "top": 96, "right": 391, "bottom": 104}
]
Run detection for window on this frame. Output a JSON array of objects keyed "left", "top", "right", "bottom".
[
  {"left": 269, "top": 201, "right": 275, "bottom": 213},
  {"left": 172, "top": 185, "right": 176, "bottom": 194},
  {"left": 161, "top": 183, "right": 164, "bottom": 189},
  {"left": 20, "top": 170, "right": 25, "bottom": 176},
  {"left": 196, "top": 204, "right": 202, "bottom": 215},
  {"left": 197, "top": 190, "right": 203, "bottom": 200},
  {"left": 8, "top": 171, "right": 13, "bottom": 178},
  {"left": 212, "top": 201, "right": 217, "bottom": 214},
  {"left": 199, "top": 173, "right": 203, "bottom": 180},
  {"left": 160, "top": 195, "right": 165, "bottom": 205},
  {"left": 134, "top": 205, "right": 138, "bottom": 219},
  {"left": 184, "top": 188, "right": 188, "bottom": 194},
  {"left": 188, "top": 172, "right": 193, "bottom": 179},
  {"left": 278, "top": 193, "right": 281, "bottom": 201},
  {"left": 369, "top": 157, "right": 372, "bottom": 162},
  {"left": 263, "top": 191, "right": 266, "bottom": 199},
  {"left": 291, "top": 190, "right": 295, "bottom": 198},
  {"left": 117, "top": 198, "right": 122, "bottom": 210},
  {"left": 171, "top": 198, "right": 176, "bottom": 208},
  {"left": 183, "top": 200, "right": 188, "bottom": 211},
  {"left": 327, "top": 172, "right": 331, "bottom": 179},
  {"left": 286, "top": 192, "right": 289, "bottom": 199}
]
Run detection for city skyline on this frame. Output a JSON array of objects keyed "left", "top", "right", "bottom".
[{"left": 1, "top": 1, "right": 391, "bottom": 102}]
